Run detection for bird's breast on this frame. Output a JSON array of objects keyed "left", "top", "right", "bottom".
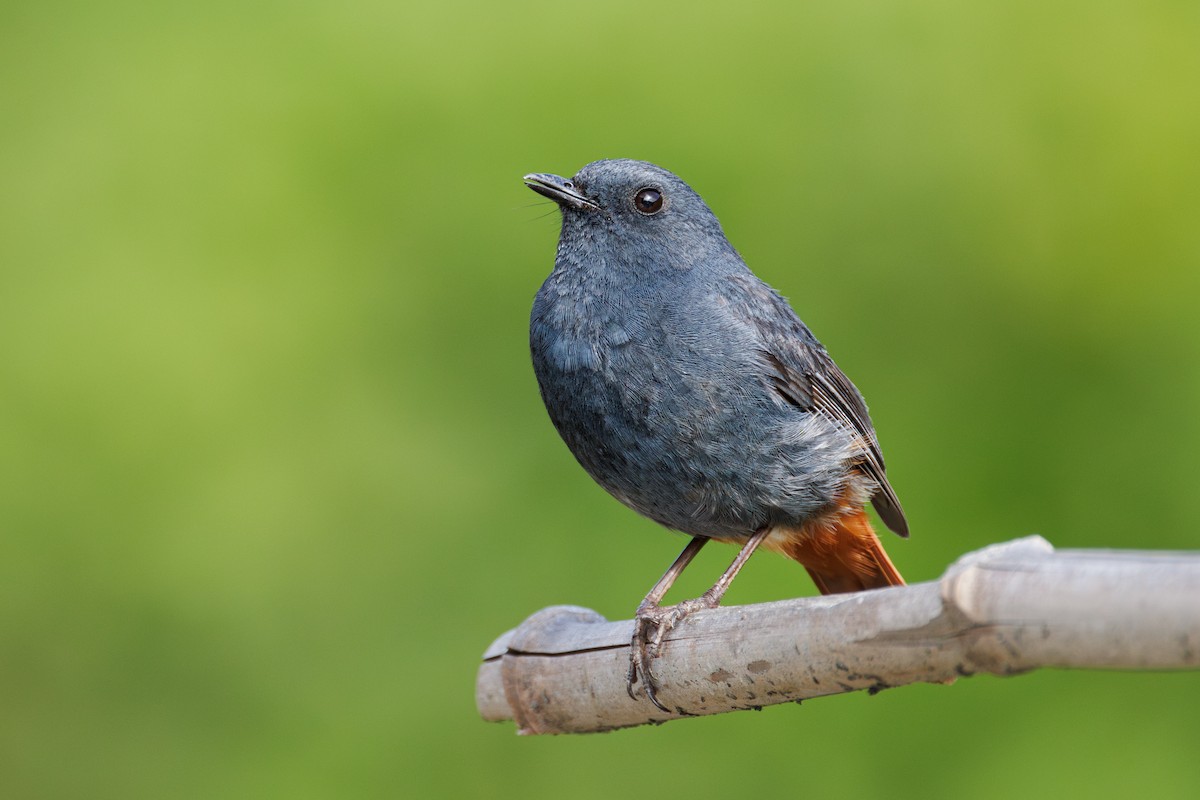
[{"left": 530, "top": 267, "right": 853, "bottom": 538}]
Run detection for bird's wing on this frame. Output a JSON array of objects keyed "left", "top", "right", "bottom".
[{"left": 724, "top": 273, "right": 909, "bottom": 538}]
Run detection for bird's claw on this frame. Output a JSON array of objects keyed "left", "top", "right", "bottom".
[{"left": 626, "top": 595, "right": 719, "bottom": 712}]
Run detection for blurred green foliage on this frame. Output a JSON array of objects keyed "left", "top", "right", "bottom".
[{"left": 1, "top": 1, "right": 1198, "bottom": 797}]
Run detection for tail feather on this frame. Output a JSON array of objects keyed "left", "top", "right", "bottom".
[{"left": 766, "top": 507, "right": 905, "bottom": 595}]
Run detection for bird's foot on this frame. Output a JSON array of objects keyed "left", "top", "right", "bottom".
[{"left": 626, "top": 593, "right": 719, "bottom": 712}]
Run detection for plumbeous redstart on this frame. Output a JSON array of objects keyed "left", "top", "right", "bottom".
[{"left": 524, "top": 159, "right": 908, "bottom": 710}]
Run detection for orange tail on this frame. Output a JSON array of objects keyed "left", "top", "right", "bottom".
[{"left": 765, "top": 507, "right": 905, "bottom": 595}]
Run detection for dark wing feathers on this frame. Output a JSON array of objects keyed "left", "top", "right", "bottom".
[
  {"left": 727, "top": 274, "right": 909, "bottom": 538},
  {"left": 808, "top": 365, "right": 909, "bottom": 537}
]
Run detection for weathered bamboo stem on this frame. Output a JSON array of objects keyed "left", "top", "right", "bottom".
[{"left": 476, "top": 536, "right": 1200, "bottom": 735}]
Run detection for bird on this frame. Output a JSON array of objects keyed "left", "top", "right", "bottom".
[{"left": 524, "top": 159, "right": 908, "bottom": 712}]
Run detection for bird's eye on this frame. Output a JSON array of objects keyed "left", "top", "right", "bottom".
[{"left": 633, "top": 187, "right": 664, "bottom": 215}]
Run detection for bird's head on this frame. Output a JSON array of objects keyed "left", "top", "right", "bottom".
[{"left": 524, "top": 159, "right": 734, "bottom": 273}]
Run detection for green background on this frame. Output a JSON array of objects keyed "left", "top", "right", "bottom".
[{"left": 3, "top": 1, "right": 1198, "bottom": 797}]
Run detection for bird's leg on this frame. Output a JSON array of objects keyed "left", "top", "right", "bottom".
[
  {"left": 628, "top": 527, "right": 771, "bottom": 712},
  {"left": 627, "top": 536, "right": 707, "bottom": 706}
]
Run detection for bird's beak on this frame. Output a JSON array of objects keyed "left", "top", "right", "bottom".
[{"left": 523, "top": 173, "right": 600, "bottom": 211}]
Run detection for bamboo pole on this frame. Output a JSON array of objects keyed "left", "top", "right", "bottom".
[{"left": 476, "top": 536, "right": 1200, "bottom": 735}]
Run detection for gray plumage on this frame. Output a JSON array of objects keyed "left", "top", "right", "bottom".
[{"left": 526, "top": 159, "right": 907, "bottom": 543}]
